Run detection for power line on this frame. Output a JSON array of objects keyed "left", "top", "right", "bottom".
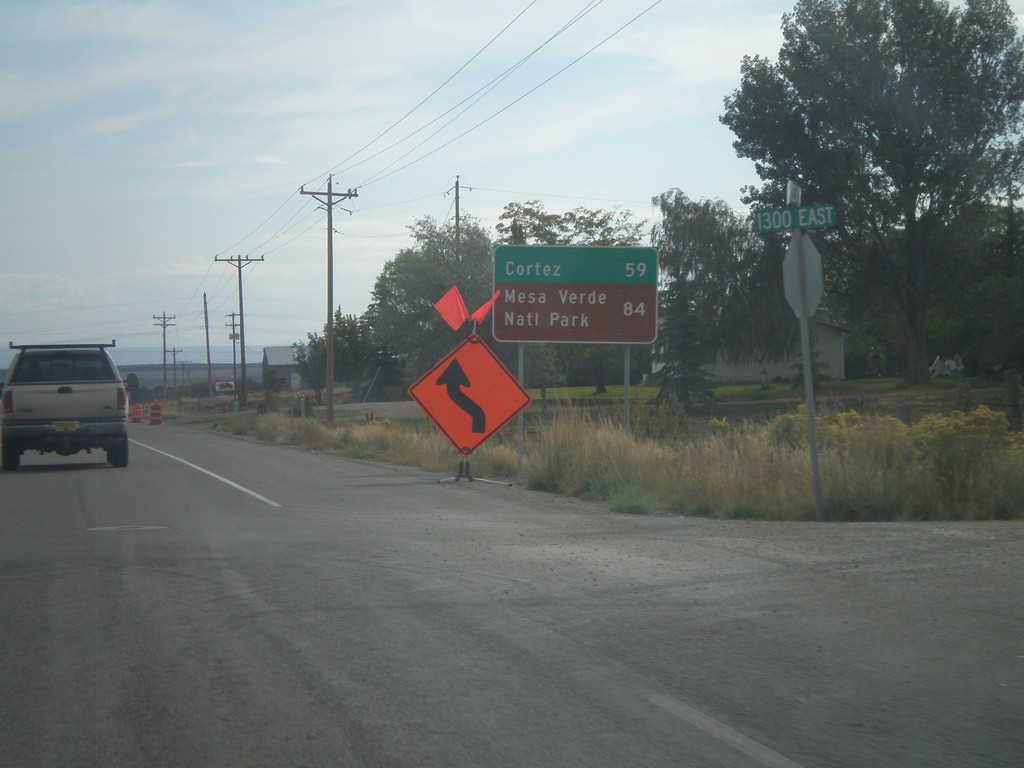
[
  {"left": 174, "top": 259, "right": 218, "bottom": 320},
  {"left": 357, "top": 0, "right": 666, "bottom": 189},
  {"left": 307, "top": 0, "right": 541, "bottom": 190},
  {"left": 470, "top": 185, "right": 650, "bottom": 206},
  {"left": 213, "top": 190, "right": 302, "bottom": 260},
  {"left": 203, "top": 2, "right": 646, "bottom": 275},
  {"left": 351, "top": 2, "right": 608, "bottom": 189},
  {"left": 172, "top": 1, "right": 666, "bottom": 355},
  {"left": 260, "top": 209, "right": 326, "bottom": 256},
  {"left": 240, "top": 197, "right": 323, "bottom": 258},
  {"left": 353, "top": 191, "right": 446, "bottom": 212}
]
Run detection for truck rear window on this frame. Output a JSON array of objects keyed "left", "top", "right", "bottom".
[{"left": 11, "top": 352, "right": 115, "bottom": 383}]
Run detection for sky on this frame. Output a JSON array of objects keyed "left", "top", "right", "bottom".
[{"left": 2, "top": 0, "right": 1023, "bottom": 367}]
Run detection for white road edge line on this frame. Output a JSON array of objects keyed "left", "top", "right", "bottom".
[
  {"left": 131, "top": 440, "right": 282, "bottom": 508},
  {"left": 648, "top": 693, "right": 808, "bottom": 768}
]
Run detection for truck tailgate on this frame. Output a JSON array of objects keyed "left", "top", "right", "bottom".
[{"left": 6, "top": 383, "right": 121, "bottom": 422}]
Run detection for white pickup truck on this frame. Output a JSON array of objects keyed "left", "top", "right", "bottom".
[{"left": 1, "top": 342, "right": 139, "bottom": 471}]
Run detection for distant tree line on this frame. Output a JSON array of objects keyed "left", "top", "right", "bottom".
[
  {"left": 293, "top": 0, "right": 1024, "bottom": 399},
  {"left": 721, "top": 0, "right": 1024, "bottom": 381}
]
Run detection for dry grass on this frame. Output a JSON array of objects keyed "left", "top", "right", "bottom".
[
  {"left": 206, "top": 402, "right": 1024, "bottom": 521},
  {"left": 211, "top": 410, "right": 518, "bottom": 480}
]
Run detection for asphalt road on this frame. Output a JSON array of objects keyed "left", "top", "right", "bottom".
[{"left": 1, "top": 423, "right": 1021, "bottom": 767}]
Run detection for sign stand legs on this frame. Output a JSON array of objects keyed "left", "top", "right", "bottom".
[
  {"left": 438, "top": 456, "right": 512, "bottom": 486},
  {"left": 623, "top": 344, "right": 631, "bottom": 434},
  {"left": 517, "top": 342, "right": 525, "bottom": 476}
]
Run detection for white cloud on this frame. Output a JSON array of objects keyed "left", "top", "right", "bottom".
[{"left": 16, "top": 0, "right": 1014, "bottom": 354}]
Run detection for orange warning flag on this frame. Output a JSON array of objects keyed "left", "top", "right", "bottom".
[
  {"left": 434, "top": 286, "right": 469, "bottom": 331},
  {"left": 471, "top": 290, "right": 500, "bottom": 325}
]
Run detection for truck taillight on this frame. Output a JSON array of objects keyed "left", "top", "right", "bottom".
[
  {"left": 117, "top": 387, "right": 127, "bottom": 410},
  {"left": 2, "top": 389, "right": 11, "bottom": 414}
]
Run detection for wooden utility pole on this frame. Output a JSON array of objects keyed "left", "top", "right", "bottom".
[
  {"left": 454, "top": 175, "right": 460, "bottom": 258},
  {"left": 225, "top": 312, "right": 239, "bottom": 398},
  {"left": 169, "top": 347, "right": 182, "bottom": 392},
  {"left": 203, "top": 293, "right": 214, "bottom": 398},
  {"left": 300, "top": 175, "right": 357, "bottom": 423},
  {"left": 215, "top": 255, "right": 263, "bottom": 409},
  {"left": 449, "top": 175, "right": 471, "bottom": 259},
  {"left": 152, "top": 313, "right": 175, "bottom": 398}
]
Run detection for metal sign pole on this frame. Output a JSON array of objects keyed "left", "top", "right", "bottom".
[
  {"left": 623, "top": 344, "right": 631, "bottom": 434},
  {"left": 797, "top": 234, "right": 825, "bottom": 522},
  {"left": 517, "top": 342, "right": 525, "bottom": 475},
  {"left": 785, "top": 182, "right": 824, "bottom": 521}
]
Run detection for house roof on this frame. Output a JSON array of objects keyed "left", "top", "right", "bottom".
[
  {"left": 811, "top": 319, "right": 848, "bottom": 333},
  {"left": 263, "top": 346, "right": 297, "bottom": 367}
]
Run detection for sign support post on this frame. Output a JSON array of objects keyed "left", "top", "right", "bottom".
[
  {"left": 758, "top": 182, "right": 833, "bottom": 521},
  {"left": 788, "top": 181, "right": 824, "bottom": 521},
  {"left": 795, "top": 235, "right": 825, "bottom": 522},
  {"left": 517, "top": 342, "right": 525, "bottom": 476},
  {"left": 623, "top": 345, "right": 631, "bottom": 434}
]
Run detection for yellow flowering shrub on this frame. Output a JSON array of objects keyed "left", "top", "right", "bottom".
[
  {"left": 911, "top": 405, "right": 1010, "bottom": 500},
  {"left": 768, "top": 408, "right": 807, "bottom": 448},
  {"left": 833, "top": 409, "right": 862, "bottom": 429}
]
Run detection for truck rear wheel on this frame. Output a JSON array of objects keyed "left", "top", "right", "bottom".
[
  {"left": 2, "top": 441, "right": 21, "bottom": 471},
  {"left": 107, "top": 435, "right": 129, "bottom": 468}
]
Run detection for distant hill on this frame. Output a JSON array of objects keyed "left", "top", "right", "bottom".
[
  {"left": 1, "top": 363, "right": 243, "bottom": 389},
  {"left": 123, "top": 363, "right": 241, "bottom": 388}
]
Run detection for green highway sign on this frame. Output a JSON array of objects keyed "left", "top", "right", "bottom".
[
  {"left": 753, "top": 204, "right": 837, "bottom": 233},
  {"left": 493, "top": 245, "right": 658, "bottom": 344}
]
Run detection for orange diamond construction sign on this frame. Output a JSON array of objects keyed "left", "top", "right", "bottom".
[{"left": 408, "top": 334, "right": 531, "bottom": 456}]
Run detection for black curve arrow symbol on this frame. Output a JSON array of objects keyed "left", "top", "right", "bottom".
[{"left": 436, "top": 359, "right": 486, "bottom": 433}]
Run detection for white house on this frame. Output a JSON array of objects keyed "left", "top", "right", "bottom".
[
  {"left": 700, "top": 320, "right": 846, "bottom": 383},
  {"left": 262, "top": 346, "right": 300, "bottom": 391}
]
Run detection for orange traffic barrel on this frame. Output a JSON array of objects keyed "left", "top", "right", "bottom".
[
  {"left": 131, "top": 403, "right": 143, "bottom": 423},
  {"left": 149, "top": 402, "right": 163, "bottom": 426}
]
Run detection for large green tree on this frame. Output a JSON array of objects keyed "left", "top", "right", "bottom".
[
  {"left": 927, "top": 199, "right": 1024, "bottom": 373},
  {"left": 651, "top": 190, "right": 793, "bottom": 406},
  {"left": 496, "top": 200, "right": 646, "bottom": 246},
  {"left": 293, "top": 311, "right": 377, "bottom": 403},
  {"left": 332, "top": 311, "right": 377, "bottom": 392},
  {"left": 722, "top": 0, "right": 1024, "bottom": 381},
  {"left": 293, "top": 333, "right": 326, "bottom": 404},
  {"left": 364, "top": 216, "right": 496, "bottom": 385},
  {"left": 495, "top": 200, "right": 648, "bottom": 392}
]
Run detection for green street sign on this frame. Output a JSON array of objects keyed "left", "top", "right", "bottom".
[
  {"left": 492, "top": 245, "right": 658, "bottom": 344},
  {"left": 753, "top": 204, "right": 837, "bottom": 233}
]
